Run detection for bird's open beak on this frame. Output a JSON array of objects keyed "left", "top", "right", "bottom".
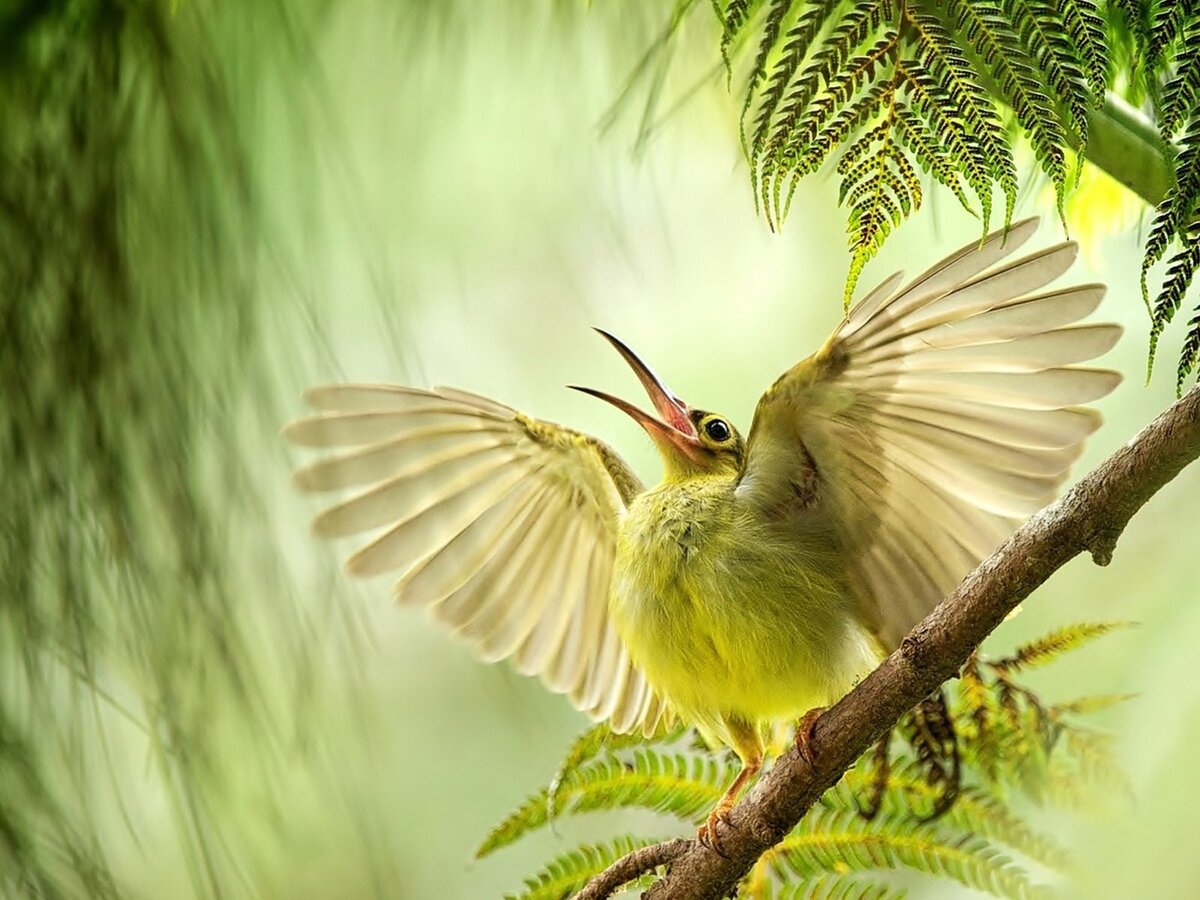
[{"left": 570, "top": 329, "right": 704, "bottom": 461}]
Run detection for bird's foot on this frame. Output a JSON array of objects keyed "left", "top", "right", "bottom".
[
  {"left": 794, "top": 706, "right": 828, "bottom": 766},
  {"left": 696, "top": 801, "right": 734, "bottom": 858}
]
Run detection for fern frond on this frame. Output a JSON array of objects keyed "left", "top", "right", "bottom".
[
  {"left": 902, "top": 690, "right": 960, "bottom": 819},
  {"left": 506, "top": 836, "right": 659, "bottom": 900},
  {"left": 1049, "top": 693, "right": 1139, "bottom": 716},
  {"left": 786, "top": 33, "right": 900, "bottom": 177},
  {"left": 1108, "top": 0, "right": 1149, "bottom": 55},
  {"left": 989, "top": 621, "right": 1131, "bottom": 673},
  {"left": 905, "top": 6, "right": 1017, "bottom": 227},
  {"left": 478, "top": 748, "right": 733, "bottom": 857},
  {"left": 843, "top": 137, "right": 910, "bottom": 305},
  {"left": 949, "top": 0, "right": 1069, "bottom": 209},
  {"left": 765, "top": 807, "right": 1050, "bottom": 899},
  {"left": 1062, "top": 726, "right": 1129, "bottom": 791},
  {"left": 1179, "top": 307, "right": 1200, "bottom": 391},
  {"left": 718, "top": 0, "right": 766, "bottom": 81},
  {"left": 1142, "top": 114, "right": 1200, "bottom": 289},
  {"left": 1155, "top": 218, "right": 1200, "bottom": 387},
  {"left": 834, "top": 765, "right": 1068, "bottom": 869},
  {"left": 766, "top": 0, "right": 890, "bottom": 147},
  {"left": 773, "top": 874, "right": 909, "bottom": 899},
  {"left": 813, "top": 81, "right": 895, "bottom": 175},
  {"left": 747, "top": 0, "right": 830, "bottom": 160},
  {"left": 1147, "top": 0, "right": 1187, "bottom": 69},
  {"left": 477, "top": 787, "right": 555, "bottom": 859},
  {"left": 1061, "top": 0, "right": 1108, "bottom": 98},
  {"left": 479, "top": 723, "right": 669, "bottom": 857},
  {"left": 1142, "top": 12, "right": 1200, "bottom": 386},
  {"left": 772, "top": 37, "right": 900, "bottom": 226},
  {"left": 1006, "top": 0, "right": 1092, "bottom": 149},
  {"left": 759, "top": 1, "right": 893, "bottom": 224},
  {"left": 896, "top": 59, "right": 999, "bottom": 223},
  {"left": 549, "top": 721, "right": 684, "bottom": 797},
  {"left": 1161, "top": 16, "right": 1200, "bottom": 136},
  {"left": 1027, "top": 723, "right": 1131, "bottom": 809},
  {"left": 565, "top": 750, "right": 734, "bottom": 822},
  {"left": 892, "top": 102, "right": 975, "bottom": 213}
]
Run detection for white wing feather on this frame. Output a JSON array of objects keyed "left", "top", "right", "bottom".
[
  {"left": 739, "top": 217, "right": 1122, "bottom": 646},
  {"left": 284, "top": 385, "right": 669, "bottom": 735}
]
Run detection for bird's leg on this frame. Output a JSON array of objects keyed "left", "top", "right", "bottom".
[
  {"left": 697, "top": 717, "right": 762, "bottom": 856},
  {"left": 793, "top": 705, "right": 828, "bottom": 766}
]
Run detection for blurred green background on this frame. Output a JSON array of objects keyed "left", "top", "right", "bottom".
[{"left": 3, "top": 1, "right": 1198, "bottom": 898}]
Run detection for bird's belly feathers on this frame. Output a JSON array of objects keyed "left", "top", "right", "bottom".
[{"left": 611, "top": 483, "right": 879, "bottom": 735}]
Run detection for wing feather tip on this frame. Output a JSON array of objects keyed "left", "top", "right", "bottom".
[
  {"left": 291, "top": 467, "right": 324, "bottom": 492},
  {"left": 343, "top": 549, "right": 385, "bottom": 580}
]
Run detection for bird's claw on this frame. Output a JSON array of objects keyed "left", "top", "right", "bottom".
[
  {"left": 697, "top": 807, "right": 732, "bottom": 858},
  {"left": 794, "top": 706, "right": 828, "bottom": 766}
]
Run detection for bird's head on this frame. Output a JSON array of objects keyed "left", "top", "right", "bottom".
[{"left": 571, "top": 329, "right": 744, "bottom": 481}]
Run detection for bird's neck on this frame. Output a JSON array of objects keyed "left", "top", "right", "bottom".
[{"left": 659, "top": 458, "right": 740, "bottom": 485}]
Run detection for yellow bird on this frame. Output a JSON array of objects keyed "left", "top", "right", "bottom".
[{"left": 283, "top": 218, "right": 1121, "bottom": 847}]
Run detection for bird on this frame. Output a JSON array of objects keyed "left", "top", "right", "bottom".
[{"left": 282, "top": 217, "right": 1122, "bottom": 849}]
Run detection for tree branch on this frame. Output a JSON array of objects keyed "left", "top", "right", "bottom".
[
  {"left": 580, "top": 385, "right": 1200, "bottom": 899},
  {"left": 575, "top": 839, "right": 689, "bottom": 900}
]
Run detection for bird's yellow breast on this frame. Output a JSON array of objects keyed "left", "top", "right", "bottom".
[{"left": 610, "top": 476, "right": 880, "bottom": 741}]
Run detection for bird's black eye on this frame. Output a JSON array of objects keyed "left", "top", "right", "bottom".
[{"left": 704, "top": 418, "right": 731, "bottom": 443}]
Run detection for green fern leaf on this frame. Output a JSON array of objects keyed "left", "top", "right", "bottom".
[
  {"left": 1142, "top": 112, "right": 1200, "bottom": 297},
  {"left": 567, "top": 750, "right": 734, "bottom": 822},
  {"left": 1058, "top": 726, "right": 1130, "bottom": 795},
  {"left": 888, "top": 142, "right": 922, "bottom": 214},
  {"left": 717, "top": 0, "right": 766, "bottom": 83},
  {"left": 773, "top": 874, "right": 909, "bottom": 899},
  {"left": 477, "top": 787, "right": 556, "bottom": 858},
  {"left": 550, "top": 721, "right": 684, "bottom": 800},
  {"left": 758, "top": 1, "right": 892, "bottom": 223},
  {"left": 478, "top": 748, "right": 733, "bottom": 856},
  {"left": 1049, "top": 692, "right": 1139, "bottom": 716},
  {"left": 892, "top": 103, "right": 975, "bottom": 214},
  {"left": 784, "top": 34, "right": 900, "bottom": 182},
  {"left": 746, "top": 0, "right": 828, "bottom": 160},
  {"left": 949, "top": 0, "right": 1069, "bottom": 211},
  {"left": 896, "top": 59, "right": 998, "bottom": 223},
  {"left": 1018, "top": 722, "right": 1131, "bottom": 810},
  {"left": 834, "top": 765, "right": 1068, "bottom": 869},
  {"left": 904, "top": 9, "right": 1017, "bottom": 226},
  {"left": 1060, "top": 0, "right": 1108, "bottom": 98},
  {"left": 812, "top": 81, "right": 895, "bottom": 176},
  {"left": 1179, "top": 307, "right": 1200, "bottom": 391},
  {"left": 553, "top": 723, "right": 639, "bottom": 780},
  {"left": 477, "top": 721, "right": 691, "bottom": 856},
  {"left": 838, "top": 116, "right": 931, "bottom": 305},
  {"left": 1006, "top": 0, "right": 1091, "bottom": 153},
  {"left": 766, "top": 806, "right": 1051, "bottom": 899},
  {"left": 506, "top": 835, "right": 659, "bottom": 900},
  {"left": 989, "top": 621, "right": 1131, "bottom": 673},
  {"left": 1147, "top": 0, "right": 1187, "bottom": 69},
  {"left": 1160, "top": 16, "right": 1200, "bottom": 136},
  {"left": 1108, "top": 0, "right": 1150, "bottom": 64},
  {"left": 838, "top": 120, "right": 892, "bottom": 175},
  {"left": 844, "top": 143, "right": 909, "bottom": 306},
  {"left": 1153, "top": 217, "right": 1200, "bottom": 386}
]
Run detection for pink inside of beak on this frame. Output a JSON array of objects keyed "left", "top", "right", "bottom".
[
  {"left": 592, "top": 328, "right": 696, "bottom": 437},
  {"left": 657, "top": 397, "right": 694, "bottom": 436}
]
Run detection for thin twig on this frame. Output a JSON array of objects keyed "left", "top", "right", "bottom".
[{"left": 574, "top": 838, "right": 690, "bottom": 900}]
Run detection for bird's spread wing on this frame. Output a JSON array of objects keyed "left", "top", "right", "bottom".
[
  {"left": 284, "top": 384, "right": 669, "bottom": 735},
  {"left": 736, "top": 217, "right": 1122, "bottom": 648}
]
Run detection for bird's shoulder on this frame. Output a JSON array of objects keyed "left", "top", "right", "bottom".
[{"left": 515, "top": 411, "right": 645, "bottom": 508}]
